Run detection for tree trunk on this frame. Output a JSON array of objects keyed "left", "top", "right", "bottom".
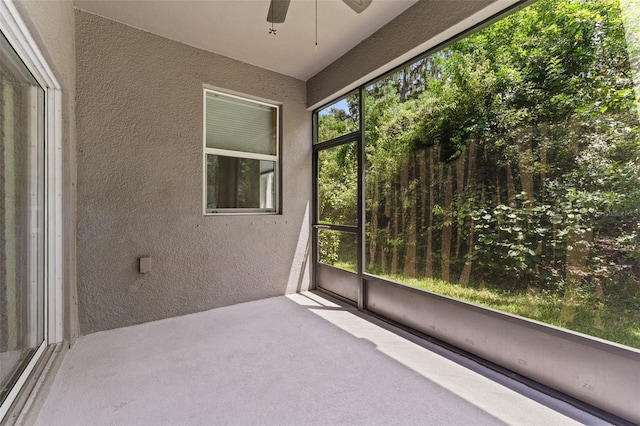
[
  {"left": 459, "top": 227, "right": 474, "bottom": 286},
  {"left": 560, "top": 228, "right": 592, "bottom": 323},
  {"left": 404, "top": 156, "right": 417, "bottom": 277},
  {"left": 517, "top": 129, "right": 534, "bottom": 210},
  {"left": 368, "top": 175, "right": 379, "bottom": 270},
  {"left": 441, "top": 164, "right": 453, "bottom": 282},
  {"left": 382, "top": 166, "right": 393, "bottom": 274},
  {"left": 537, "top": 125, "right": 548, "bottom": 265},
  {"left": 539, "top": 124, "right": 548, "bottom": 203},
  {"left": 384, "top": 166, "right": 392, "bottom": 218},
  {"left": 459, "top": 140, "right": 477, "bottom": 285},
  {"left": 400, "top": 157, "right": 409, "bottom": 270},
  {"left": 425, "top": 148, "right": 435, "bottom": 277},
  {"left": 419, "top": 150, "right": 427, "bottom": 252},
  {"left": 466, "top": 139, "right": 476, "bottom": 191},
  {"left": 390, "top": 180, "right": 399, "bottom": 275},
  {"left": 380, "top": 228, "right": 387, "bottom": 273},
  {"left": 399, "top": 69, "right": 409, "bottom": 102},
  {"left": 455, "top": 154, "right": 465, "bottom": 258},
  {"left": 506, "top": 163, "right": 516, "bottom": 205}
]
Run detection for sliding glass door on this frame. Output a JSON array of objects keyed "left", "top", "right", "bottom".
[{"left": 0, "top": 30, "right": 46, "bottom": 407}]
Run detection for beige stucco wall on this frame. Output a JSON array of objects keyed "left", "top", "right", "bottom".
[
  {"left": 307, "top": 0, "right": 496, "bottom": 108},
  {"left": 14, "top": 0, "right": 79, "bottom": 346},
  {"left": 74, "top": 10, "right": 311, "bottom": 335}
]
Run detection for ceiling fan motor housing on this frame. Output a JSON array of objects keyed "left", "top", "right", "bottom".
[{"left": 267, "top": 0, "right": 372, "bottom": 23}]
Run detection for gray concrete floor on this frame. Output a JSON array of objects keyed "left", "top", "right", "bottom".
[{"left": 35, "top": 291, "right": 609, "bottom": 425}]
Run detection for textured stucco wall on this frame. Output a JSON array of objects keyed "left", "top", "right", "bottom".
[
  {"left": 307, "top": 0, "right": 495, "bottom": 108},
  {"left": 14, "top": 0, "right": 79, "bottom": 346},
  {"left": 75, "top": 10, "right": 311, "bottom": 335}
]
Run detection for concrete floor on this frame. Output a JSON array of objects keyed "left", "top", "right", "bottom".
[{"left": 35, "top": 291, "right": 609, "bottom": 425}]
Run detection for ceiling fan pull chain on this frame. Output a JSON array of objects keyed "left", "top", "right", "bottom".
[
  {"left": 315, "top": 0, "right": 318, "bottom": 47},
  {"left": 269, "top": 3, "right": 276, "bottom": 35}
]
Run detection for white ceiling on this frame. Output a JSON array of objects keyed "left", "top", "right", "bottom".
[{"left": 73, "top": 0, "right": 419, "bottom": 81}]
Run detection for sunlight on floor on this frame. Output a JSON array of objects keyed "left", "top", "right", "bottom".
[{"left": 287, "top": 292, "right": 607, "bottom": 426}]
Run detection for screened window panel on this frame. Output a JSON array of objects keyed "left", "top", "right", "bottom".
[{"left": 205, "top": 92, "right": 276, "bottom": 155}]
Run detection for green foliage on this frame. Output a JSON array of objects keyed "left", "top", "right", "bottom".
[
  {"left": 318, "top": 94, "right": 359, "bottom": 142},
  {"left": 321, "top": 0, "right": 640, "bottom": 348},
  {"left": 318, "top": 143, "right": 358, "bottom": 225},
  {"left": 318, "top": 231, "right": 340, "bottom": 265}
]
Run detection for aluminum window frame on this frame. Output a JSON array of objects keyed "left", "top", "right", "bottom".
[{"left": 202, "top": 88, "right": 280, "bottom": 215}]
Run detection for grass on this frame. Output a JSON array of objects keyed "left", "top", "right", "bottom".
[{"left": 331, "top": 261, "right": 640, "bottom": 349}]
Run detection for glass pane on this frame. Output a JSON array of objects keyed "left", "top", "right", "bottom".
[
  {"left": 317, "top": 92, "right": 359, "bottom": 143},
  {"left": 0, "top": 32, "right": 45, "bottom": 402},
  {"left": 206, "top": 154, "right": 275, "bottom": 211},
  {"left": 318, "top": 229, "right": 357, "bottom": 273},
  {"left": 364, "top": 0, "right": 640, "bottom": 349},
  {"left": 205, "top": 91, "right": 277, "bottom": 156},
  {"left": 318, "top": 142, "right": 357, "bottom": 226}
]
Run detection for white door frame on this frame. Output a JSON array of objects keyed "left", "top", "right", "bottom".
[{"left": 0, "top": 0, "right": 64, "bottom": 420}]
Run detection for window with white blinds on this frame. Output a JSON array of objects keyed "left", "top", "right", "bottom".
[{"left": 203, "top": 89, "right": 279, "bottom": 214}]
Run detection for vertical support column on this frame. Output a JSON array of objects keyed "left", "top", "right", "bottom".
[
  {"left": 311, "top": 112, "right": 318, "bottom": 290},
  {"left": 357, "top": 88, "right": 366, "bottom": 310}
]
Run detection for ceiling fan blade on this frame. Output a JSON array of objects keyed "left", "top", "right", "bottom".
[
  {"left": 342, "top": 0, "right": 372, "bottom": 14},
  {"left": 267, "top": 0, "right": 291, "bottom": 23}
]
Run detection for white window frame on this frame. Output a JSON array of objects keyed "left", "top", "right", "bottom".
[
  {"left": 0, "top": 0, "right": 63, "bottom": 421},
  {"left": 202, "top": 88, "right": 280, "bottom": 215}
]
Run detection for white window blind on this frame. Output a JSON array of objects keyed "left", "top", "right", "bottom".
[{"left": 205, "top": 92, "right": 276, "bottom": 156}]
